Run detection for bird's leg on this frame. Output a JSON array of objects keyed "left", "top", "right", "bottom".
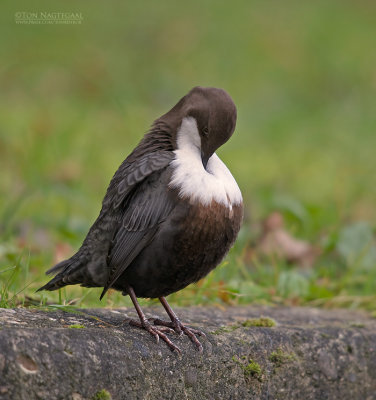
[
  {"left": 125, "top": 284, "right": 181, "bottom": 353},
  {"left": 154, "top": 296, "right": 205, "bottom": 353}
]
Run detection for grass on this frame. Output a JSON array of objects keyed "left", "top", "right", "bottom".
[{"left": 0, "top": 0, "right": 376, "bottom": 313}]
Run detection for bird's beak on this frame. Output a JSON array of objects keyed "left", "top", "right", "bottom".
[{"left": 201, "top": 151, "right": 209, "bottom": 170}]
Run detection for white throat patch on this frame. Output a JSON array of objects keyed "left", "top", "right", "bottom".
[{"left": 169, "top": 117, "right": 242, "bottom": 208}]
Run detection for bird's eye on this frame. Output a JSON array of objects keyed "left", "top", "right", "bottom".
[{"left": 203, "top": 127, "right": 209, "bottom": 136}]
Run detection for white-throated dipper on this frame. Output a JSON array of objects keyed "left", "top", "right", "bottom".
[{"left": 38, "top": 86, "right": 243, "bottom": 353}]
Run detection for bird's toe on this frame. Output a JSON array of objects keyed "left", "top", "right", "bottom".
[
  {"left": 129, "top": 318, "right": 181, "bottom": 353},
  {"left": 153, "top": 318, "right": 205, "bottom": 352}
]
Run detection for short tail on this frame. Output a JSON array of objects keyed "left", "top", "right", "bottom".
[{"left": 37, "top": 256, "right": 81, "bottom": 292}]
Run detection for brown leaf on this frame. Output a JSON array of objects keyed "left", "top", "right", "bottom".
[{"left": 254, "top": 212, "right": 321, "bottom": 267}]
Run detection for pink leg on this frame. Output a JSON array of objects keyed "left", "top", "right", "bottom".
[
  {"left": 154, "top": 296, "right": 205, "bottom": 353},
  {"left": 125, "top": 285, "right": 181, "bottom": 353}
]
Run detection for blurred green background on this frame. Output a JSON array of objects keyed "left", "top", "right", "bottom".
[{"left": 1, "top": 0, "right": 375, "bottom": 311}]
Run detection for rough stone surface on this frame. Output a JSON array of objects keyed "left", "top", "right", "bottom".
[{"left": 0, "top": 306, "right": 375, "bottom": 400}]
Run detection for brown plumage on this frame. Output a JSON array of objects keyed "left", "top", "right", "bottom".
[{"left": 38, "top": 86, "right": 243, "bottom": 353}]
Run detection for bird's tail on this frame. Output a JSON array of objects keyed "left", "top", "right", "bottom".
[{"left": 37, "top": 256, "right": 82, "bottom": 292}]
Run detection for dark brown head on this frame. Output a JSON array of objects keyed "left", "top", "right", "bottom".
[{"left": 159, "top": 86, "right": 237, "bottom": 168}]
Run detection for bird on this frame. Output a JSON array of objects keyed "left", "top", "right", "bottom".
[{"left": 38, "top": 86, "right": 243, "bottom": 353}]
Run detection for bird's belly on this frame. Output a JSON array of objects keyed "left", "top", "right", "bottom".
[{"left": 119, "top": 199, "right": 243, "bottom": 298}]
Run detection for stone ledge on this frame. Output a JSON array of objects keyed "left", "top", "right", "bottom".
[{"left": 0, "top": 306, "right": 375, "bottom": 400}]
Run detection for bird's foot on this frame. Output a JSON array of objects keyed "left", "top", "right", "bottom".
[
  {"left": 153, "top": 317, "right": 205, "bottom": 353},
  {"left": 128, "top": 318, "right": 182, "bottom": 354}
]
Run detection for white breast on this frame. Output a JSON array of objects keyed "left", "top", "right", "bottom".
[{"left": 169, "top": 117, "right": 242, "bottom": 208}]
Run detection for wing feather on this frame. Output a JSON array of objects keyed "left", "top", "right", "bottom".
[
  {"left": 100, "top": 167, "right": 175, "bottom": 299},
  {"left": 114, "top": 151, "right": 174, "bottom": 208}
]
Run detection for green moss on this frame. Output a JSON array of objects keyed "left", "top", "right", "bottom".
[
  {"left": 232, "top": 356, "right": 263, "bottom": 380},
  {"left": 354, "top": 323, "right": 365, "bottom": 328},
  {"left": 68, "top": 324, "right": 85, "bottom": 329},
  {"left": 211, "top": 324, "right": 240, "bottom": 334},
  {"left": 212, "top": 317, "right": 276, "bottom": 334},
  {"left": 241, "top": 317, "right": 276, "bottom": 328},
  {"left": 37, "top": 305, "right": 85, "bottom": 316},
  {"left": 349, "top": 321, "right": 365, "bottom": 328},
  {"left": 269, "top": 348, "right": 297, "bottom": 366},
  {"left": 371, "top": 311, "right": 376, "bottom": 319},
  {"left": 243, "top": 360, "right": 262, "bottom": 377},
  {"left": 92, "top": 389, "right": 112, "bottom": 400}
]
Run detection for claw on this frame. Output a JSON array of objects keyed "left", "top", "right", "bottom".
[
  {"left": 129, "top": 318, "right": 181, "bottom": 353},
  {"left": 124, "top": 285, "right": 182, "bottom": 353},
  {"left": 153, "top": 317, "right": 205, "bottom": 352},
  {"left": 124, "top": 285, "right": 203, "bottom": 353}
]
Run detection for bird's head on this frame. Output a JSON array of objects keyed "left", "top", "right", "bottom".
[{"left": 161, "top": 86, "right": 237, "bottom": 169}]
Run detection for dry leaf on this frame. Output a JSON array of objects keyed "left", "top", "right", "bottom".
[{"left": 255, "top": 212, "right": 320, "bottom": 267}]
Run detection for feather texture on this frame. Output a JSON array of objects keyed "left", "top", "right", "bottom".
[
  {"left": 38, "top": 86, "right": 243, "bottom": 304},
  {"left": 99, "top": 168, "right": 175, "bottom": 299}
]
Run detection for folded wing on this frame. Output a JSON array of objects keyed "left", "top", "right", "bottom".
[{"left": 100, "top": 155, "right": 175, "bottom": 299}]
